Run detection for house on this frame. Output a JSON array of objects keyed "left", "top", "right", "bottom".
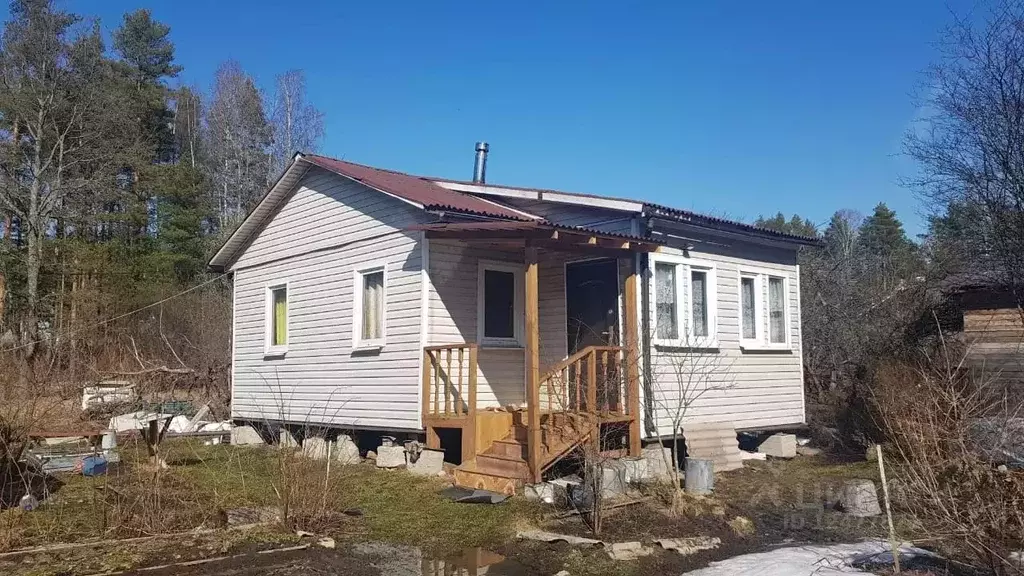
[
  {"left": 941, "top": 276, "right": 1024, "bottom": 385},
  {"left": 209, "top": 144, "right": 818, "bottom": 492}
]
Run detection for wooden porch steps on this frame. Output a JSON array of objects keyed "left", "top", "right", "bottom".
[{"left": 453, "top": 413, "right": 597, "bottom": 495}]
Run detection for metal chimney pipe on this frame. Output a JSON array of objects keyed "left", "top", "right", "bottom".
[{"left": 473, "top": 141, "right": 489, "bottom": 183}]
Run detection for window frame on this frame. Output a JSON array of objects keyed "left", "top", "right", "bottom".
[
  {"left": 649, "top": 253, "right": 718, "bottom": 348},
  {"left": 352, "top": 263, "right": 388, "bottom": 352},
  {"left": 686, "top": 262, "right": 718, "bottom": 347},
  {"left": 738, "top": 268, "right": 791, "bottom": 350},
  {"left": 738, "top": 273, "right": 764, "bottom": 349},
  {"left": 264, "top": 281, "right": 290, "bottom": 357},
  {"left": 766, "top": 275, "right": 791, "bottom": 346},
  {"left": 477, "top": 259, "right": 525, "bottom": 347}
]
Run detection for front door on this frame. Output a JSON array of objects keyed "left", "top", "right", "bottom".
[{"left": 565, "top": 259, "right": 620, "bottom": 355}]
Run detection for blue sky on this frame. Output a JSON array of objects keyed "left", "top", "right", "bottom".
[{"left": 10, "top": 1, "right": 980, "bottom": 235}]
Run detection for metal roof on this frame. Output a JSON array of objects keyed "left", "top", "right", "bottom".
[{"left": 304, "top": 155, "right": 530, "bottom": 221}]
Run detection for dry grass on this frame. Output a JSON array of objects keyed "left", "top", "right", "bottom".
[
  {"left": 875, "top": 356, "right": 1024, "bottom": 575},
  {"left": 0, "top": 437, "right": 539, "bottom": 560}
]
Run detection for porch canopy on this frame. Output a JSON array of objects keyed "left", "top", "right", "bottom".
[
  {"left": 407, "top": 220, "right": 663, "bottom": 257},
  {"left": 409, "top": 220, "right": 664, "bottom": 482}
]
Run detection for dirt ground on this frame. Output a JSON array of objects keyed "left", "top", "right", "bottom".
[{"left": 0, "top": 441, "right": 931, "bottom": 576}]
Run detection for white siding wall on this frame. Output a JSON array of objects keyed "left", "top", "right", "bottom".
[
  {"left": 427, "top": 241, "right": 571, "bottom": 408},
  {"left": 232, "top": 168, "right": 428, "bottom": 431},
  {"left": 643, "top": 245, "right": 804, "bottom": 434},
  {"left": 228, "top": 170, "right": 805, "bottom": 435}
]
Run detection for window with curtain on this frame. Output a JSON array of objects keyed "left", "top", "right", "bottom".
[
  {"left": 362, "top": 270, "right": 385, "bottom": 341},
  {"left": 768, "top": 276, "right": 786, "bottom": 344},
  {"left": 741, "top": 276, "right": 757, "bottom": 340},
  {"left": 655, "top": 262, "right": 678, "bottom": 340},
  {"left": 483, "top": 269, "right": 516, "bottom": 340},
  {"left": 266, "top": 285, "right": 288, "bottom": 353},
  {"left": 691, "top": 269, "right": 709, "bottom": 338}
]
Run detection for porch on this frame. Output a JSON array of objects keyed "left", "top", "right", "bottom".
[{"left": 411, "top": 221, "right": 661, "bottom": 493}]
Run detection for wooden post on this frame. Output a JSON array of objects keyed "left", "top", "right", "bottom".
[
  {"left": 421, "top": 349, "right": 432, "bottom": 421},
  {"left": 623, "top": 257, "right": 642, "bottom": 457},
  {"left": 525, "top": 245, "right": 542, "bottom": 482},
  {"left": 588, "top": 353, "right": 600, "bottom": 451},
  {"left": 464, "top": 345, "right": 479, "bottom": 461}
]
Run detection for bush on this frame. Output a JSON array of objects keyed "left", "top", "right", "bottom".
[{"left": 874, "top": 349, "right": 1024, "bottom": 575}]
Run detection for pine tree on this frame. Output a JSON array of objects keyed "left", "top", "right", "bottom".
[
  {"left": 754, "top": 212, "right": 819, "bottom": 237},
  {"left": 858, "top": 203, "right": 913, "bottom": 258}
]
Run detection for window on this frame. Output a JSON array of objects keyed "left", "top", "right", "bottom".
[
  {"left": 655, "top": 263, "right": 679, "bottom": 340},
  {"left": 265, "top": 283, "right": 289, "bottom": 356},
  {"left": 353, "top": 265, "right": 387, "bottom": 350},
  {"left": 739, "top": 270, "right": 790, "bottom": 349},
  {"left": 740, "top": 276, "right": 758, "bottom": 341},
  {"left": 691, "top": 269, "right": 709, "bottom": 338},
  {"left": 650, "top": 255, "right": 717, "bottom": 347},
  {"left": 477, "top": 261, "right": 523, "bottom": 345},
  {"left": 768, "top": 277, "right": 787, "bottom": 344}
]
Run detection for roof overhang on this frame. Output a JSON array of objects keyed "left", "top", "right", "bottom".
[
  {"left": 432, "top": 180, "right": 644, "bottom": 213},
  {"left": 408, "top": 220, "right": 663, "bottom": 257},
  {"left": 646, "top": 207, "right": 823, "bottom": 249},
  {"left": 209, "top": 153, "right": 312, "bottom": 272}
]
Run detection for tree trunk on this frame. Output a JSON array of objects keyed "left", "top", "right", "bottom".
[{"left": 0, "top": 271, "right": 6, "bottom": 328}]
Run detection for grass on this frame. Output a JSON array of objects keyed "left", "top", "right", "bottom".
[
  {"left": 0, "top": 440, "right": 909, "bottom": 576},
  {"left": 0, "top": 436, "right": 539, "bottom": 569}
]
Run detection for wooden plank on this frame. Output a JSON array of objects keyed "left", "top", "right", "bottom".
[
  {"left": 445, "top": 349, "right": 453, "bottom": 416},
  {"left": 466, "top": 345, "right": 479, "bottom": 459},
  {"left": 587, "top": 353, "right": 598, "bottom": 414},
  {"left": 473, "top": 411, "right": 511, "bottom": 456},
  {"left": 426, "top": 425, "right": 440, "bottom": 450},
  {"left": 623, "top": 257, "right": 642, "bottom": 457},
  {"left": 574, "top": 359, "right": 582, "bottom": 411},
  {"left": 525, "top": 245, "right": 542, "bottom": 483},
  {"left": 433, "top": 352, "right": 440, "bottom": 416},
  {"left": 421, "top": 349, "right": 432, "bottom": 420},
  {"left": 457, "top": 347, "right": 464, "bottom": 416}
]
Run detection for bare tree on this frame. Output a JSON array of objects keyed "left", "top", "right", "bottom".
[
  {"left": 905, "top": 1, "right": 1024, "bottom": 299},
  {"left": 205, "top": 61, "right": 272, "bottom": 227},
  {"left": 646, "top": 334, "right": 734, "bottom": 510},
  {"left": 269, "top": 69, "right": 324, "bottom": 176},
  {"left": 173, "top": 86, "right": 203, "bottom": 168},
  {"left": 0, "top": 1, "right": 133, "bottom": 356}
]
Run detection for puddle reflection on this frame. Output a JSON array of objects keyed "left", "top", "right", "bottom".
[
  {"left": 354, "top": 542, "right": 531, "bottom": 576},
  {"left": 423, "top": 547, "right": 529, "bottom": 576}
]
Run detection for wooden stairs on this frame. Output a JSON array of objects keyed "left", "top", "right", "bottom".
[{"left": 453, "top": 412, "right": 595, "bottom": 495}]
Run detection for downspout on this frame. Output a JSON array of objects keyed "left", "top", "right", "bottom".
[{"left": 639, "top": 216, "right": 657, "bottom": 437}]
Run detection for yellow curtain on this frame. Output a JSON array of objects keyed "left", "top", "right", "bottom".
[{"left": 273, "top": 289, "right": 287, "bottom": 345}]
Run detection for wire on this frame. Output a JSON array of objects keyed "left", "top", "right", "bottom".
[{"left": 0, "top": 272, "right": 230, "bottom": 354}]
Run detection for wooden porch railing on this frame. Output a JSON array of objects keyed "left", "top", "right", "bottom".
[
  {"left": 539, "top": 345, "right": 626, "bottom": 415},
  {"left": 422, "top": 344, "right": 478, "bottom": 420}
]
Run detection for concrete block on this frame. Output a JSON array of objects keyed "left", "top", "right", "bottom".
[
  {"left": 407, "top": 448, "right": 444, "bottom": 476},
  {"left": 618, "top": 456, "right": 648, "bottom": 483},
  {"left": 598, "top": 460, "right": 629, "bottom": 499},
  {"left": 524, "top": 482, "right": 557, "bottom": 504},
  {"left": 640, "top": 446, "right": 676, "bottom": 481},
  {"left": 606, "top": 541, "right": 654, "bottom": 560},
  {"left": 231, "top": 425, "right": 264, "bottom": 446},
  {"left": 375, "top": 445, "right": 406, "bottom": 468},
  {"left": 334, "top": 434, "right": 361, "bottom": 465},
  {"left": 839, "top": 479, "right": 881, "bottom": 517},
  {"left": 302, "top": 437, "right": 330, "bottom": 460},
  {"left": 758, "top": 433, "right": 797, "bottom": 458},
  {"left": 279, "top": 428, "right": 299, "bottom": 448},
  {"left": 655, "top": 536, "right": 721, "bottom": 556}
]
